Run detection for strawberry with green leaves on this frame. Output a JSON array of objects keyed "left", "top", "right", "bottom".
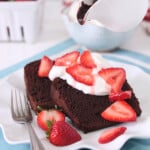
[
  {"left": 37, "top": 110, "right": 81, "bottom": 146},
  {"left": 37, "top": 109, "right": 65, "bottom": 131}
]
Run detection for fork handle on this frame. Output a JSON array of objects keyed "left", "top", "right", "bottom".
[{"left": 26, "top": 123, "right": 45, "bottom": 150}]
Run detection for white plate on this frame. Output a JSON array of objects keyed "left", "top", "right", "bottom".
[{"left": 0, "top": 61, "right": 150, "bottom": 150}]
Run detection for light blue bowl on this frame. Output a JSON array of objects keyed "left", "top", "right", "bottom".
[{"left": 62, "top": 14, "right": 135, "bottom": 51}]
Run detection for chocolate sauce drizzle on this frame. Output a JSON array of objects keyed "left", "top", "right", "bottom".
[{"left": 77, "top": 0, "right": 97, "bottom": 25}]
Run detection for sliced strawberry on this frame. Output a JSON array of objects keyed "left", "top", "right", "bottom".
[
  {"left": 38, "top": 56, "right": 53, "bottom": 77},
  {"left": 55, "top": 51, "right": 80, "bottom": 66},
  {"left": 37, "top": 110, "right": 65, "bottom": 131},
  {"left": 98, "top": 68, "right": 126, "bottom": 93},
  {"left": 66, "top": 64, "right": 94, "bottom": 85},
  {"left": 101, "top": 101, "right": 136, "bottom": 122},
  {"left": 80, "top": 50, "right": 97, "bottom": 68},
  {"left": 98, "top": 126, "right": 127, "bottom": 144},
  {"left": 49, "top": 121, "right": 81, "bottom": 146},
  {"left": 109, "top": 90, "right": 132, "bottom": 102}
]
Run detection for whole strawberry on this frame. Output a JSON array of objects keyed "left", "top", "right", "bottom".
[{"left": 49, "top": 121, "right": 81, "bottom": 146}]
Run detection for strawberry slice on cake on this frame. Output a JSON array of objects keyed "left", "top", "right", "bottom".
[
  {"left": 98, "top": 68, "right": 126, "bottom": 93},
  {"left": 101, "top": 101, "right": 137, "bottom": 122}
]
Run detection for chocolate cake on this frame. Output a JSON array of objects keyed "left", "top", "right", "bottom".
[
  {"left": 51, "top": 78, "right": 141, "bottom": 133},
  {"left": 24, "top": 50, "right": 142, "bottom": 133},
  {"left": 24, "top": 60, "right": 55, "bottom": 113}
]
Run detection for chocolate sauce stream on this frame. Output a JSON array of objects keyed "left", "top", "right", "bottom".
[{"left": 77, "top": 0, "right": 97, "bottom": 25}]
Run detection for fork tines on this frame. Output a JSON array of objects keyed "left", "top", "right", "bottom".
[{"left": 11, "top": 89, "right": 32, "bottom": 123}]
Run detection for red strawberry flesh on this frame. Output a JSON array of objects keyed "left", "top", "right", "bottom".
[
  {"left": 101, "top": 101, "right": 137, "bottom": 122},
  {"left": 55, "top": 51, "right": 80, "bottom": 66},
  {"left": 80, "top": 50, "right": 97, "bottom": 68},
  {"left": 98, "top": 68, "right": 126, "bottom": 93},
  {"left": 98, "top": 126, "right": 127, "bottom": 144},
  {"left": 38, "top": 56, "right": 53, "bottom": 77},
  {"left": 37, "top": 110, "right": 65, "bottom": 131},
  {"left": 109, "top": 90, "right": 132, "bottom": 102},
  {"left": 49, "top": 121, "right": 81, "bottom": 146},
  {"left": 66, "top": 64, "right": 94, "bottom": 85}
]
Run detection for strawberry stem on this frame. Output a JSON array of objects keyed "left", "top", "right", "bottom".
[
  {"left": 46, "top": 120, "right": 53, "bottom": 138},
  {"left": 37, "top": 106, "right": 43, "bottom": 112},
  {"left": 47, "top": 120, "right": 53, "bottom": 129}
]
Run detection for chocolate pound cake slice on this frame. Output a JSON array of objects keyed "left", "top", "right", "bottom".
[
  {"left": 51, "top": 78, "right": 141, "bottom": 133},
  {"left": 24, "top": 50, "right": 142, "bottom": 133},
  {"left": 24, "top": 60, "right": 56, "bottom": 113}
]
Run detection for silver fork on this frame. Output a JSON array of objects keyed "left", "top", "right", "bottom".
[{"left": 11, "top": 89, "right": 45, "bottom": 150}]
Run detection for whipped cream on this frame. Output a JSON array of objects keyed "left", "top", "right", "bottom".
[{"left": 49, "top": 53, "right": 112, "bottom": 96}]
